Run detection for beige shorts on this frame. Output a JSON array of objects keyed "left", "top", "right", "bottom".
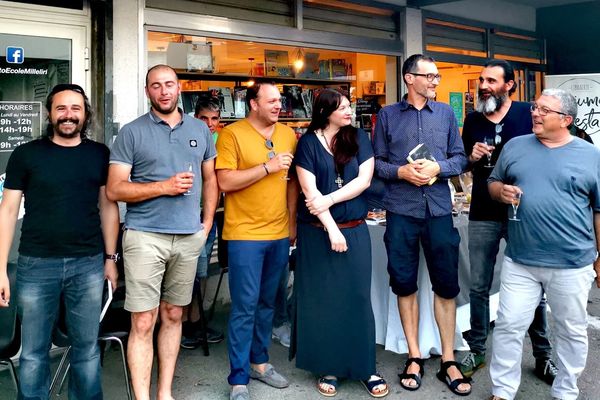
[{"left": 123, "top": 229, "right": 206, "bottom": 312}]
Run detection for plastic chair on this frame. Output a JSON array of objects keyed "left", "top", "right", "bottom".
[
  {"left": 50, "top": 281, "right": 132, "bottom": 400},
  {"left": 0, "top": 262, "right": 20, "bottom": 396}
]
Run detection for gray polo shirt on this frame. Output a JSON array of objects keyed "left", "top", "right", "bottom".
[{"left": 110, "top": 109, "right": 216, "bottom": 234}]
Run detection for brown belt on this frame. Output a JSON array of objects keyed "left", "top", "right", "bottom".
[{"left": 310, "top": 219, "right": 364, "bottom": 230}]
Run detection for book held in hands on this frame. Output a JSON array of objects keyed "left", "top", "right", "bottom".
[{"left": 407, "top": 143, "right": 437, "bottom": 185}]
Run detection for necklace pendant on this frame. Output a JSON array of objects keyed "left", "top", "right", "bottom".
[{"left": 335, "top": 174, "right": 344, "bottom": 188}]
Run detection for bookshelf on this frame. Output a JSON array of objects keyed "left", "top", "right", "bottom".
[{"left": 177, "top": 70, "right": 352, "bottom": 135}]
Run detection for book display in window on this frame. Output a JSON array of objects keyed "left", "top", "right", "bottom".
[
  {"left": 283, "top": 85, "right": 307, "bottom": 118},
  {"left": 209, "top": 87, "right": 235, "bottom": 118},
  {"left": 233, "top": 87, "right": 247, "bottom": 119},
  {"left": 265, "top": 50, "right": 291, "bottom": 77}
]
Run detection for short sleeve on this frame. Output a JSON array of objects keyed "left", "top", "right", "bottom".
[
  {"left": 488, "top": 142, "right": 509, "bottom": 184},
  {"left": 4, "top": 144, "right": 28, "bottom": 190},
  {"left": 293, "top": 133, "right": 317, "bottom": 175},
  {"left": 202, "top": 125, "right": 217, "bottom": 162},
  {"left": 110, "top": 124, "right": 135, "bottom": 166},
  {"left": 356, "top": 128, "right": 374, "bottom": 165},
  {"left": 215, "top": 126, "right": 238, "bottom": 170}
]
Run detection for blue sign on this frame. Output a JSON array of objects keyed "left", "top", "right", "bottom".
[{"left": 6, "top": 47, "right": 24, "bottom": 64}]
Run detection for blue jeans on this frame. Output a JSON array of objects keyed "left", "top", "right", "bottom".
[
  {"left": 226, "top": 239, "right": 289, "bottom": 385},
  {"left": 16, "top": 254, "right": 104, "bottom": 400},
  {"left": 468, "top": 221, "right": 552, "bottom": 359}
]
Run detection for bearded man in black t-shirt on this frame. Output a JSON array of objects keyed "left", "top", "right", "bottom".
[
  {"left": 459, "top": 59, "right": 557, "bottom": 385},
  {"left": 0, "top": 84, "right": 119, "bottom": 400}
]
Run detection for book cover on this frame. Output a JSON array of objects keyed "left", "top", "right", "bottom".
[
  {"left": 296, "top": 52, "right": 320, "bottom": 78},
  {"left": 301, "top": 89, "right": 313, "bottom": 118},
  {"left": 209, "top": 87, "right": 235, "bottom": 118},
  {"left": 233, "top": 87, "right": 247, "bottom": 119},
  {"left": 331, "top": 58, "right": 347, "bottom": 78},
  {"left": 180, "top": 90, "right": 214, "bottom": 116},
  {"left": 265, "top": 50, "right": 290, "bottom": 77},
  {"left": 407, "top": 143, "right": 437, "bottom": 185},
  {"left": 283, "top": 85, "right": 306, "bottom": 118}
]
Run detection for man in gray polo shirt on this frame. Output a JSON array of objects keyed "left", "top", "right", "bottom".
[{"left": 107, "top": 64, "right": 218, "bottom": 400}]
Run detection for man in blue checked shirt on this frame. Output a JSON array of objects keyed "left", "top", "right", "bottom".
[{"left": 374, "top": 54, "right": 470, "bottom": 396}]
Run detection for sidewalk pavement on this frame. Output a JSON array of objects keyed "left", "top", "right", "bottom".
[{"left": 1, "top": 288, "right": 598, "bottom": 400}]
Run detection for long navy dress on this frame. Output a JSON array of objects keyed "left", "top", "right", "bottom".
[{"left": 290, "top": 128, "right": 376, "bottom": 380}]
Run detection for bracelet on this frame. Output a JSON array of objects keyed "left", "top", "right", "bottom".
[
  {"left": 262, "top": 163, "right": 269, "bottom": 176},
  {"left": 328, "top": 194, "right": 335, "bottom": 205}
]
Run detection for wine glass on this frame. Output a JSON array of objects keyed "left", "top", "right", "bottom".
[
  {"left": 281, "top": 150, "right": 292, "bottom": 180},
  {"left": 508, "top": 192, "right": 522, "bottom": 221},
  {"left": 484, "top": 137, "right": 495, "bottom": 168},
  {"left": 183, "top": 162, "right": 194, "bottom": 195}
]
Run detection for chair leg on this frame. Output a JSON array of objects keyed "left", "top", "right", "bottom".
[
  {"left": 49, "top": 346, "right": 71, "bottom": 395},
  {"left": 58, "top": 364, "right": 70, "bottom": 394},
  {"left": 208, "top": 267, "right": 228, "bottom": 321},
  {"left": 100, "top": 336, "right": 132, "bottom": 400},
  {"left": 196, "top": 283, "right": 209, "bottom": 357}
]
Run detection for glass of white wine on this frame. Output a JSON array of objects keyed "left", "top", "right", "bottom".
[
  {"left": 508, "top": 191, "right": 521, "bottom": 221},
  {"left": 183, "top": 162, "right": 194, "bottom": 195}
]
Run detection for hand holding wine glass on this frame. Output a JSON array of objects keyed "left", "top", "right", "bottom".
[
  {"left": 508, "top": 190, "right": 522, "bottom": 221},
  {"left": 484, "top": 137, "right": 496, "bottom": 168}
]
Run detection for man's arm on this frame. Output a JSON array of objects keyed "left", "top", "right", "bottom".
[
  {"left": 200, "top": 158, "right": 219, "bottom": 233},
  {"left": 216, "top": 151, "right": 292, "bottom": 193},
  {"left": 594, "top": 212, "right": 600, "bottom": 288},
  {"left": 98, "top": 186, "right": 119, "bottom": 291},
  {"left": 0, "top": 189, "right": 22, "bottom": 307},
  {"left": 436, "top": 113, "right": 467, "bottom": 178},
  {"left": 106, "top": 163, "right": 193, "bottom": 202}
]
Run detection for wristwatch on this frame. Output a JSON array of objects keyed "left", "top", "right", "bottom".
[{"left": 104, "top": 253, "right": 120, "bottom": 263}]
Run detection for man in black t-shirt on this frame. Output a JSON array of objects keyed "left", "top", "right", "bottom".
[
  {"left": 0, "top": 84, "right": 119, "bottom": 399},
  {"left": 459, "top": 60, "right": 557, "bottom": 384}
]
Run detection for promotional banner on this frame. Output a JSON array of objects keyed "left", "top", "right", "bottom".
[{"left": 545, "top": 73, "right": 600, "bottom": 143}]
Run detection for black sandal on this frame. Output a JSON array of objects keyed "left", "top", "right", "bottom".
[
  {"left": 436, "top": 360, "right": 472, "bottom": 396},
  {"left": 398, "top": 357, "right": 424, "bottom": 391},
  {"left": 361, "top": 373, "right": 389, "bottom": 398}
]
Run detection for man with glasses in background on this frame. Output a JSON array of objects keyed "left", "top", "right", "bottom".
[
  {"left": 216, "top": 82, "right": 297, "bottom": 400},
  {"left": 488, "top": 88, "right": 600, "bottom": 400},
  {"left": 460, "top": 59, "right": 557, "bottom": 383},
  {"left": 374, "top": 54, "right": 470, "bottom": 396}
]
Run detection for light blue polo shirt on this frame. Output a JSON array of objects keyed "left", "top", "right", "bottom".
[{"left": 110, "top": 109, "right": 216, "bottom": 234}]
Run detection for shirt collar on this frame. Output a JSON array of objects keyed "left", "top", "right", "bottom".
[
  {"left": 398, "top": 99, "right": 435, "bottom": 112},
  {"left": 148, "top": 107, "right": 185, "bottom": 126}
]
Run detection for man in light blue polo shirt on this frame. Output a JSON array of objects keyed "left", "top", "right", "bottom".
[{"left": 107, "top": 64, "right": 218, "bottom": 400}]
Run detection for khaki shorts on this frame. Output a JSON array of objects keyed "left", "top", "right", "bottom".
[{"left": 123, "top": 229, "right": 206, "bottom": 312}]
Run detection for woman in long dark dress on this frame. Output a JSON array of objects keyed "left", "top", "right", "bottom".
[{"left": 291, "top": 89, "right": 388, "bottom": 398}]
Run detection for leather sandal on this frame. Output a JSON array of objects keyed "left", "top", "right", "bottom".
[
  {"left": 436, "top": 360, "right": 472, "bottom": 396},
  {"left": 361, "top": 373, "right": 389, "bottom": 398},
  {"left": 316, "top": 376, "right": 338, "bottom": 397},
  {"left": 398, "top": 357, "right": 424, "bottom": 391}
]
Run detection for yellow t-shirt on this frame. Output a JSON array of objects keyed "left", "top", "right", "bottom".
[{"left": 215, "top": 119, "right": 297, "bottom": 240}]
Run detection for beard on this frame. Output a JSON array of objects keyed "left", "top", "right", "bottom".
[
  {"left": 52, "top": 118, "right": 83, "bottom": 139},
  {"left": 150, "top": 97, "right": 178, "bottom": 114},
  {"left": 476, "top": 90, "right": 508, "bottom": 114}
]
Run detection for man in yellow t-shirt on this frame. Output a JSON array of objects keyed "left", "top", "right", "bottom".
[{"left": 216, "top": 82, "right": 298, "bottom": 400}]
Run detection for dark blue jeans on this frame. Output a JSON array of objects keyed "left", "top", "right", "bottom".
[
  {"left": 16, "top": 253, "right": 104, "bottom": 400},
  {"left": 226, "top": 239, "right": 289, "bottom": 385},
  {"left": 467, "top": 220, "right": 552, "bottom": 359}
]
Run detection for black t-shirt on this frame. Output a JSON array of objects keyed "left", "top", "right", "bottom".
[
  {"left": 295, "top": 128, "right": 374, "bottom": 224},
  {"left": 4, "top": 137, "right": 109, "bottom": 257},
  {"left": 462, "top": 101, "right": 532, "bottom": 221}
]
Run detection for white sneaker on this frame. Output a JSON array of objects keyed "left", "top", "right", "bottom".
[{"left": 272, "top": 323, "right": 291, "bottom": 348}]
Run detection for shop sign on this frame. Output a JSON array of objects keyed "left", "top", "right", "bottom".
[{"left": 546, "top": 73, "right": 600, "bottom": 141}]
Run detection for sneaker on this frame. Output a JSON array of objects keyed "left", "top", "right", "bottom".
[
  {"left": 180, "top": 335, "right": 203, "bottom": 349},
  {"left": 534, "top": 358, "right": 558, "bottom": 385},
  {"left": 272, "top": 323, "right": 291, "bottom": 348},
  {"left": 459, "top": 351, "right": 486, "bottom": 377},
  {"left": 205, "top": 327, "right": 225, "bottom": 344}
]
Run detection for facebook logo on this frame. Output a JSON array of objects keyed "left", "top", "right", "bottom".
[{"left": 6, "top": 47, "right": 24, "bottom": 64}]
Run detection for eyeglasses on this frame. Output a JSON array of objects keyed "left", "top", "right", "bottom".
[
  {"left": 530, "top": 103, "right": 567, "bottom": 117},
  {"left": 410, "top": 73, "right": 442, "bottom": 82},
  {"left": 265, "top": 139, "right": 275, "bottom": 159}
]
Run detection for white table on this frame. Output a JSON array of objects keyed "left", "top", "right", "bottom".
[{"left": 368, "top": 218, "right": 504, "bottom": 357}]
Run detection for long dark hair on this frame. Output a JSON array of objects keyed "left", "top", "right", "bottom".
[{"left": 307, "top": 89, "right": 358, "bottom": 171}]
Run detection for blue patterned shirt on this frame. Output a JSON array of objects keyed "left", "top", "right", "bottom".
[{"left": 373, "top": 100, "right": 467, "bottom": 218}]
